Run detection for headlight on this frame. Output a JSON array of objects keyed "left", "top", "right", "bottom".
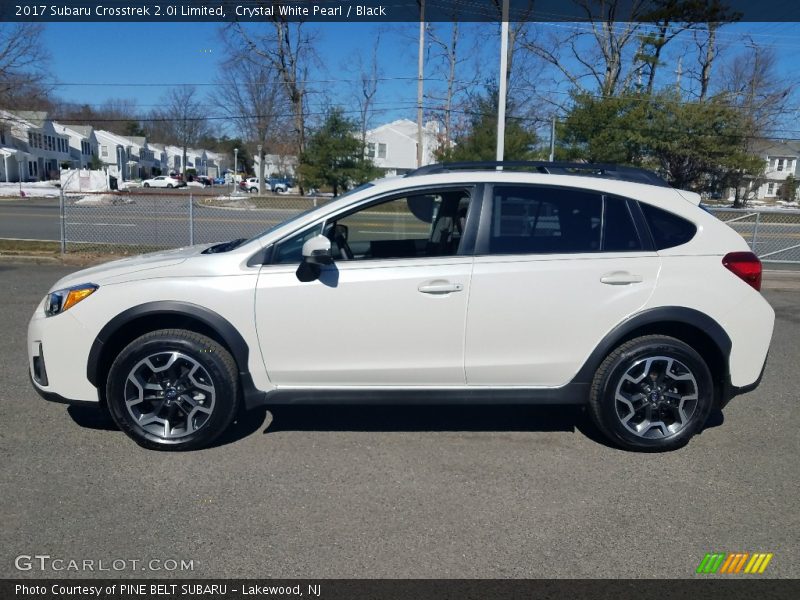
[{"left": 44, "top": 283, "right": 99, "bottom": 317}]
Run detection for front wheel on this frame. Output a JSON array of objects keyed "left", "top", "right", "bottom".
[
  {"left": 106, "top": 329, "right": 239, "bottom": 451},
  {"left": 588, "top": 335, "right": 714, "bottom": 452},
  {"left": 143, "top": 182, "right": 150, "bottom": 188},
  {"left": 166, "top": 183, "right": 173, "bottom": 188}
]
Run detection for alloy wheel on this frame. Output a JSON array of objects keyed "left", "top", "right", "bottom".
[
  {"left": 614, "top": 355, "right": 699, "bottom": 439},
  {"left": 124, "top": 351, "right": 216, "bottom": 439}
]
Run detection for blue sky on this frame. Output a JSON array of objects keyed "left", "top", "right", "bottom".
[{"left": 42, "top": 21, "right": 800, "bottom": 136}]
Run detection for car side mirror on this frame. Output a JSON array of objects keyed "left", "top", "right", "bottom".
[
  {"left": 301, "top": 235, "right": 334, "bottom": 265},
  {"left": 297, "top": 235, "right": 333, "bottom": 282}
]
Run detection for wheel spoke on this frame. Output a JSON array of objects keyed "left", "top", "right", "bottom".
[
  {"left": 123, "top": 350, "right": 216, "bottom": 441},
  {"left": 614, "top": 355, "right": 699, "bottom": 440}
]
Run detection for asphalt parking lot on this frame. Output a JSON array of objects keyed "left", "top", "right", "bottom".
[{"left": 0, "top": 263, "right": 797, "bottom": 579}]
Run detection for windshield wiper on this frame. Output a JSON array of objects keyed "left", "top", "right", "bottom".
[{"left": 202, "top": 238, "right": 246, "bottom": 254}]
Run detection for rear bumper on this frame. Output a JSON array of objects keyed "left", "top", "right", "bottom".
[{"left": 720, "top": 355, "right": 768, "bottom": 409}]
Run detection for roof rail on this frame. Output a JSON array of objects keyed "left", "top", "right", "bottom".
[{"left": 404, "top": 161, "right": 670, "bottom": 187}]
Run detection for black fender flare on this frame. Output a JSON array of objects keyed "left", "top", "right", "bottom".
[
  {"left": 86, "top": 301, "right": 265, "bottom": 408},
  {"left": 571, "top": 306, "right": 732, "bottom": 385}
]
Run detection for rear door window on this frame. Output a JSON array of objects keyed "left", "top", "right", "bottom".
[{"left": 489, "top": 186, "right": 602, "bottom": 254}]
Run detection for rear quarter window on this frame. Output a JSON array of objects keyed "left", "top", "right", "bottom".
[{"left": 640, "top": 203, "right": 697, "bottom": 250}]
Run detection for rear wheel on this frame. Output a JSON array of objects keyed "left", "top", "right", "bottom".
[
  {"left": 106, "top": 329, "right": 239, "bottom": 451},
  {"left": 143, "top": 182, "right": 150, "bottom": 188},
  {"left": 588, "top": 335, "right": 713, "bottom": 452},
  {"left": 166, "top": 183, "right": 173, "bottom": 188}
]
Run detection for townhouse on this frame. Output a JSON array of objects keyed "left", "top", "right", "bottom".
[
  {"left": 0, "top": 110, "right": 72, "bottom": 181},
  {"left": 53, "top": 122, "right": 99, "bottom": 169}
]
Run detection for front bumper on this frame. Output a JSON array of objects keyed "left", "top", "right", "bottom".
[{"left": 27, "top": 301, "right": 100, "bottom": 404}]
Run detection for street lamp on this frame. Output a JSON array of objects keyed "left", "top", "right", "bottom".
[
  {"left": 233, "top": 147, "right": 239, "bottom": 194},
  {"left": 257, "top": 143, "right": 263, "bottom": 194}
]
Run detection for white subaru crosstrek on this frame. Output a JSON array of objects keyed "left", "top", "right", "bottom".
[{"left": 28, "top": 162, "right": 774, "bottom": 452}]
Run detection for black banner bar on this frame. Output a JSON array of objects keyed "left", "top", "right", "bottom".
[
  {"left": 2, "top": 1, "right": 800, "bottom": 22},
  {"left": 3, "top": 579, "right": 800, "bottom": 600}
]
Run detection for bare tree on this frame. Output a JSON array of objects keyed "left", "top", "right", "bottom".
[
  {"left": 520, "top": 1, "right": 649, "bottom": 97},
  {"left": 152, "top": 86, "right": 210, "bottom": 175},
  {"left": 346, "top": 32, "right": 381, "bottom": 147},
  {"left": 695, "top": 22, "right": 718, "bottom": 101},
  {"left": 212, "top": 57, "right": 288, "bottom": 193},
  {"left": 0, "top": 23, "right": 51, "bottom": 108},
  {"left": 719, "top": 44, "right": 795, "bottom": 136},
  {"left": 229, "top": 19, "right": 317, "bottom": 191}
]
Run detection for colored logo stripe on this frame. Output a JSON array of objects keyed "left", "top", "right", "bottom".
[{"left": 697, "top": 552, "right": 773, "bottom": 574}]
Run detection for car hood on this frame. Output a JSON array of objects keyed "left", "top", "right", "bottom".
[{"left": 49, "top": 244, "right": 215, "bottom": 291}]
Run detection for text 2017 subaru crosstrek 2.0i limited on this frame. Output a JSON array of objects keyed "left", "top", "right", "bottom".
[{"left": 28, "top": 162, "right": 774, "bottom": 451}]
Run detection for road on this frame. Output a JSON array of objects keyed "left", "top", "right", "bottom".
[{"left": 0, "top": 262, "right": 797, "bottom": 579}]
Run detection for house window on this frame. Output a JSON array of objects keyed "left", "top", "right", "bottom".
[
  {"left": 767, "top": 183, "right": 775, "bottom": 196},
  {"left": 777, "top": 159, "right": 785, "bottom": 172},
  {"left": 28, "top": 161, "right": 38, "bottom": 177},
  {"left": 377, "top": 143, "right": 387, "bottom": 159},
  {"left": 101, "top": 145, "right": 108, "bottom": 157},
  {"left": 365, "top": 142, "right": 375, "bottom": 158}
]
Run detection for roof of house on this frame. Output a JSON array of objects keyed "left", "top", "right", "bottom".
[
  {"left": 753, "top": 140, "right": 800, "bottom": 157},
  {"left": 12, "top": 110, "right": 48, "bottom": 128},
  {"left": 53, "top": 122, "right": 93, "bottom": 139}
]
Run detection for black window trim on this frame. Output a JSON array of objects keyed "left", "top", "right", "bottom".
[
  {"left": 264, "top": 183, "right": 483, "bottom": 266},
  {"left": 476, "top": 183, "right": 654, "bottom": 257}
]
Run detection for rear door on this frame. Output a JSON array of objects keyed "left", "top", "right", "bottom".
[{"left": 465, "top": 184, "right": 660, "bottom": 387}]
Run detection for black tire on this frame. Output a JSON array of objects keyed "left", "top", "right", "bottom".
[
  {"left": 166, "top": 183, "right": 173, "bottom": 188},
  {"left": 143, "top": 182, "right": 150, "bottom": 188},
  {"left": 249, "top": 187, "right": 258, "bottom": 193},
  {"left": 106, "top": 329, "right": 239, "bottom": 451},
  {"left": 588, "top": 335, "right": 713, "bottom": 452}
]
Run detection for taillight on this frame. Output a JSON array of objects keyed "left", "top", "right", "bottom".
[{"left": 722, "top": 251, "right": 762, "bottom": 291}]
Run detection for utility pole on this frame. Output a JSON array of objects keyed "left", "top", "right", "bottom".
[
  {"left": 416, "top": 0, "right": 425, "bottom": 168},
  {"left": 549, "top": 116, "right": 556, "bottom": 162},
  {"left": 496, "top": 0, "right": 510, "bottom": 164}
]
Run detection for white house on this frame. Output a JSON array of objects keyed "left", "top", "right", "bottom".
[
  {"left": 205, "top": 151, "right": 225, "bottom": 178},
  {"left": 0, "top": 110, "right": 72, "bottom": 181},
  {"left": 123, "top": 136, "right": 157, "bottom": 179},
  {"left": 751, "top": 141, "right": 799, "bottom": 201},
  {"left": 94, "top": 129, "right": 139, "bottom": 181},
  {"left": 364, "top": 119, "right": 442, "bottom": 176},
  {"left": 53, "top": 123, "right": 98, "bottom": 169},
  {"left": 253, "top": 153, "right": 297, "bottom": 177}
]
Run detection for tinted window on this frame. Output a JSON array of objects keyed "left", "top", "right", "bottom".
[
  {"left": 603, "top": 196, "right": 642, "bottom": 252},
  {"left": 490, "top": 186, "right": 602, "bottom": 254},
  {"left": 640, "top": 203, "right": 697, "bottom": 249}
]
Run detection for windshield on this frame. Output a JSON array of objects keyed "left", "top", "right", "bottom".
[{"left": 243, "top": 183, "right": 375, "bottom": 245}]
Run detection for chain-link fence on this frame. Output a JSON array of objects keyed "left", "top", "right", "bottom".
[
  {"left": 60, "top": 190, "right": 329, "bottom": 254},
  {"left": 706, "top": 208, "right": 800, "bottom": 264},
  {"left": 57, "top": 191, "right": 800, "bottom": 264}
]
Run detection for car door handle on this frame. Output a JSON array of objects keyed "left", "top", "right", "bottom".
[
  {"left": 600, "top": 272, "right": 644, "bottom": 285},
  {"left": 418, "top": 282, "right": 464, "bottom": 294}
]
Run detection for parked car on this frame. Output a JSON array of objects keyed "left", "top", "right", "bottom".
[
  {"left": 244, "top": 177, "right": 263, "bottom": 193},
  {"left": 28, "top": 161, "right": 774, "bottom": 452},
  {"left": 194, "top": 176, "right": 213, "bottom": 187},
  {"left": 142, "top": 175, "right": 185, "bottom": 189},
  {"left": 269, "top": 177, "right": 293, "bottom": 194},
  {"left": 213, "top": 176, "right": 226, "bottom": 185}
]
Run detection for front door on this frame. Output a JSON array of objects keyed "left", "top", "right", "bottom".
[{"left": 255, "top": 187, "right": 477, "bottom": 387}]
